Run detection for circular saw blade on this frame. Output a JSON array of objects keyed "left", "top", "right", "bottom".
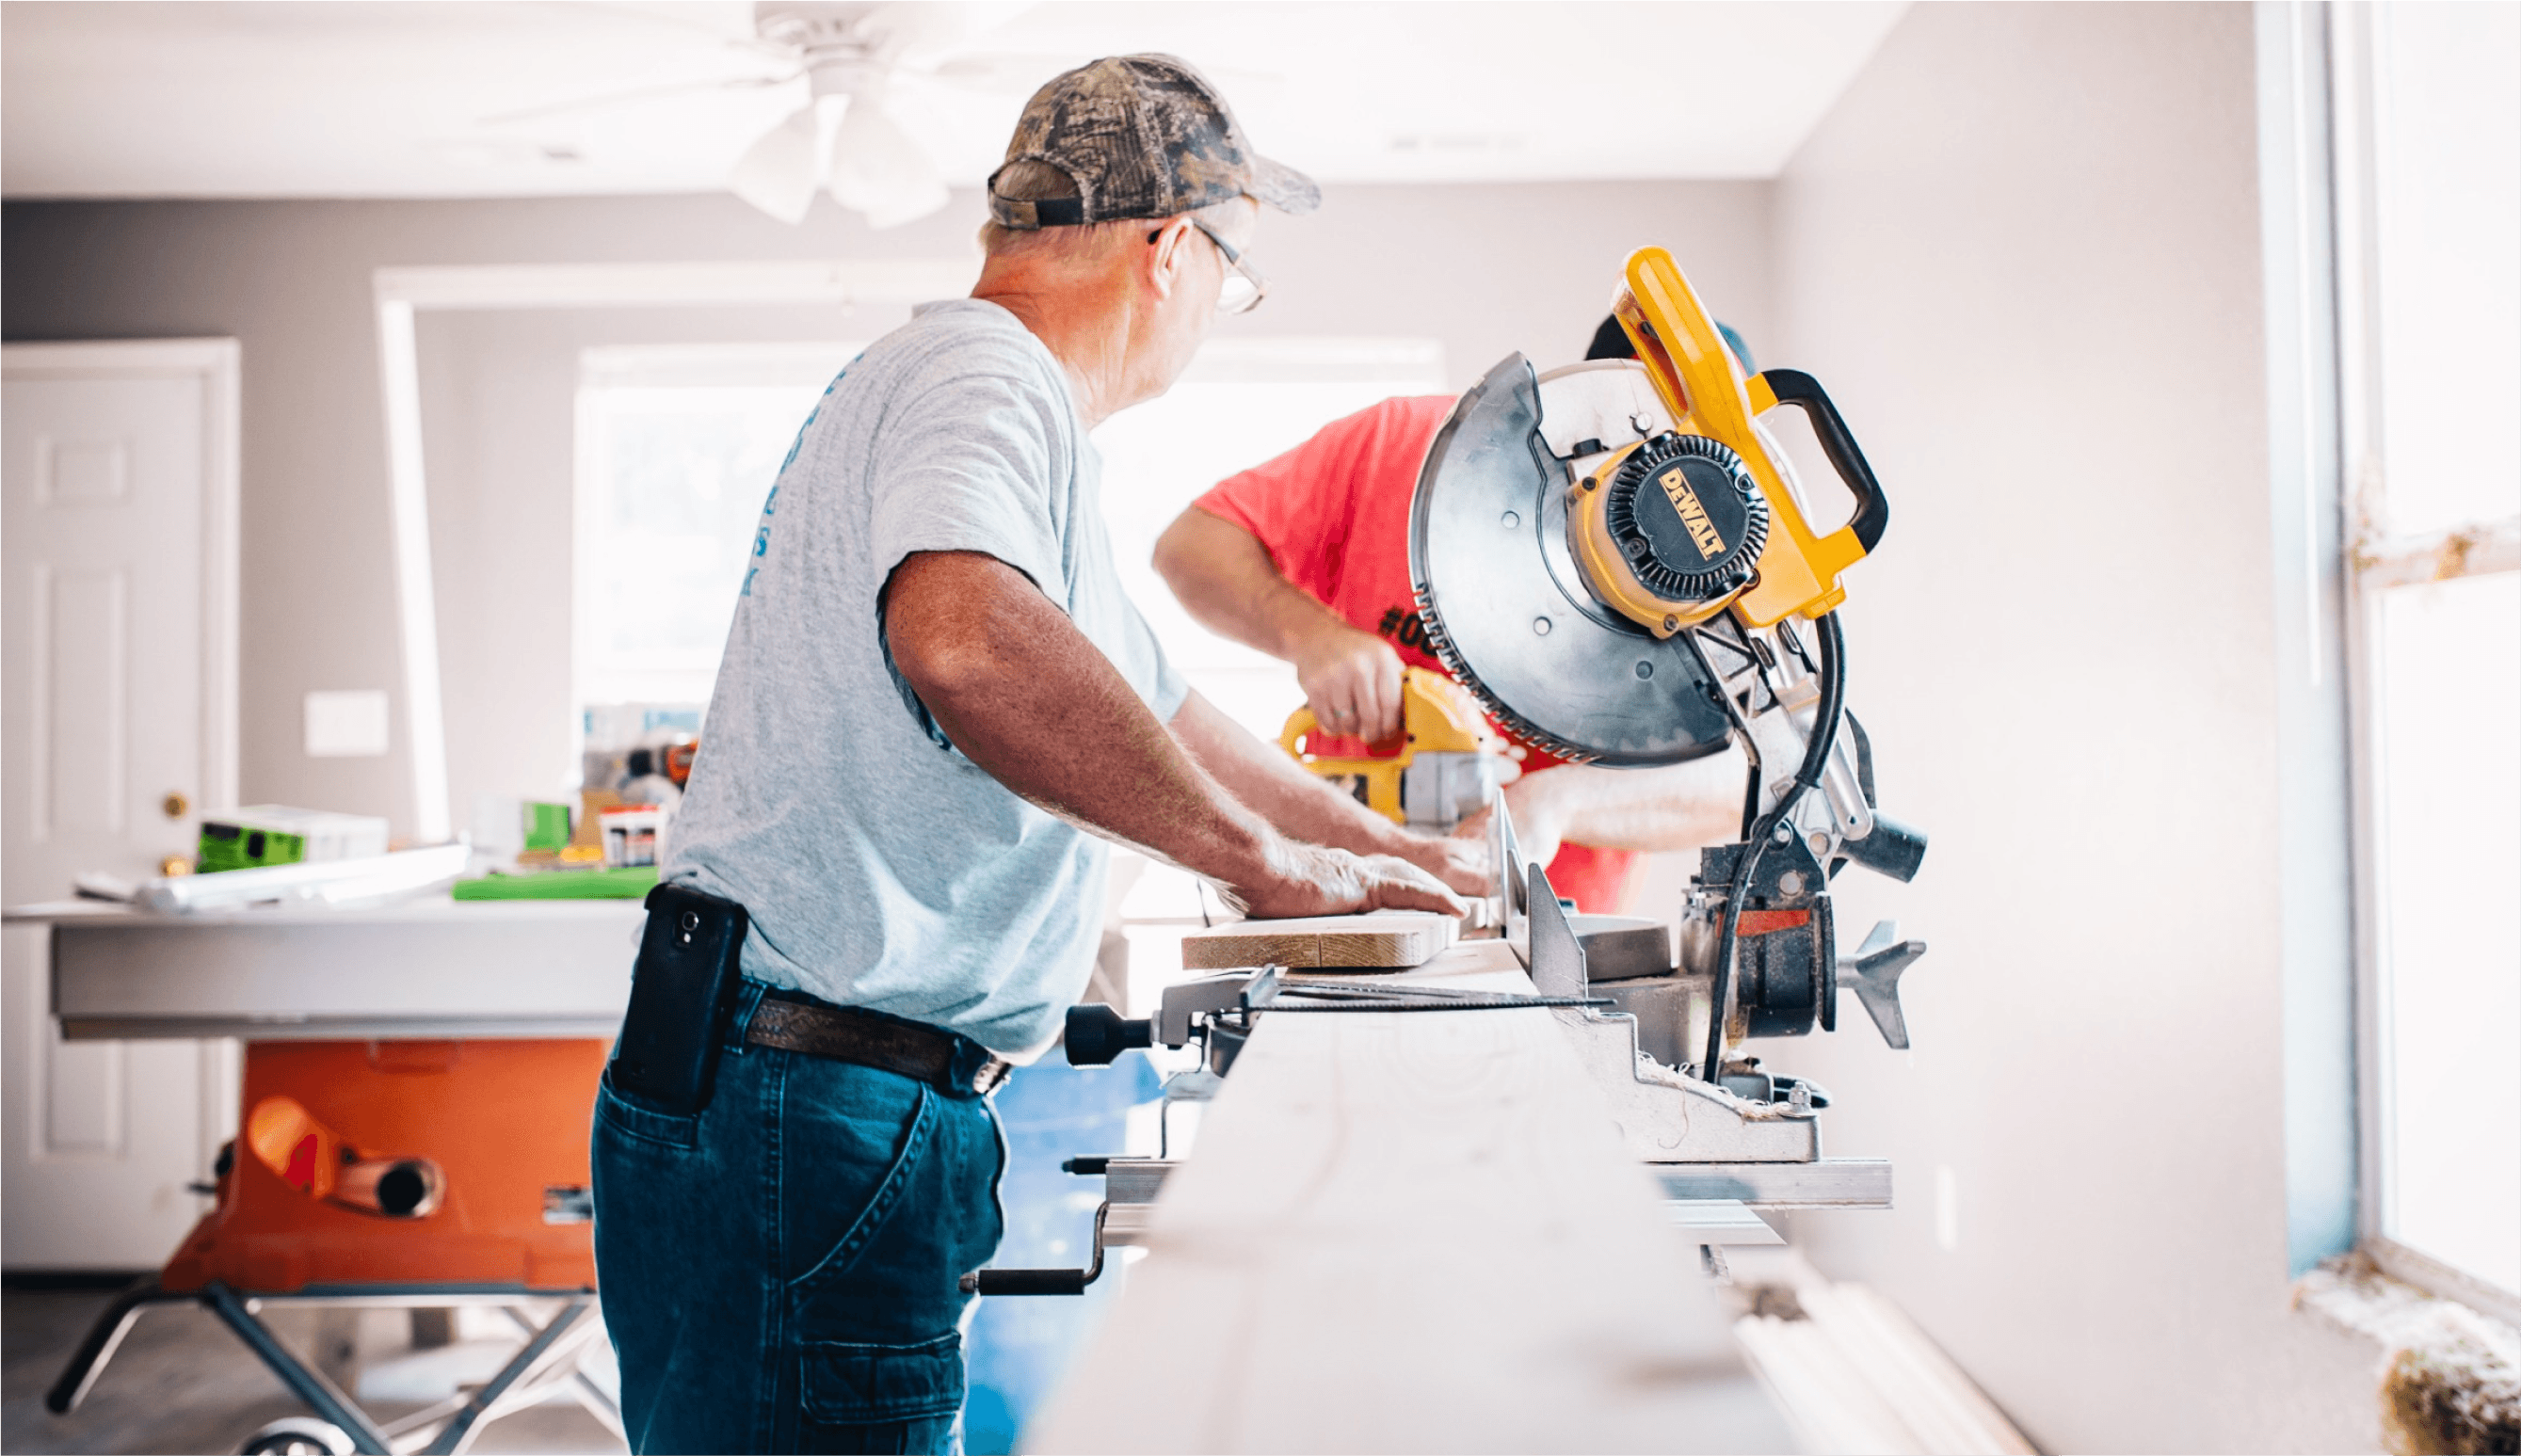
[{"left": 1408, "top": 353, "right": 1734, "bottom": 766}]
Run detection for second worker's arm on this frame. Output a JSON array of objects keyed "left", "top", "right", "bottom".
[
  {"left": 1465, "top": 750, "right": 1752, "bottom": 870},
  {"left": 1154, "top": 506, "right": 1409, "bottom": 742}
]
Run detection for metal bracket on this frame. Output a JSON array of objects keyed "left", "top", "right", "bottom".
[{"left": 1841, "top": 920, "right": 1925, "bottom": 1049}]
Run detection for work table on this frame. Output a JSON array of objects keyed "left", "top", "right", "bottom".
[{"left": 5, "top": 896, "right": 640, "bottom": 1041}]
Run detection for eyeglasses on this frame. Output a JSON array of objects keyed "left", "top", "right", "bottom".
[{"left": 1152, "top": 217, "right": 1268, "bottom": 316}]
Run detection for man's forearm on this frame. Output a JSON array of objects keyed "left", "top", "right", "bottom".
[
  {"left": 885, "top": 552, "right": 1280, "bottom": 884},
  {"left": 1153, "top": 506, "right": 1350, "bottom": 662},
  {"left": 1167, "top": 688, "right": 1415, "bottom": 857},
  {"left": 885, "top": 552, "right": 1466, "bottom": 920}
]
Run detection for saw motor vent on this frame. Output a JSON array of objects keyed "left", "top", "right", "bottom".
[{"left": 1603, "top": 433, "right": 1769, "bottom": 605}]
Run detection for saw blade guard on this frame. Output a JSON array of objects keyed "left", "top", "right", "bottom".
[{"left": 1407, "top": 354, "right": 1736, "bottom": 766}]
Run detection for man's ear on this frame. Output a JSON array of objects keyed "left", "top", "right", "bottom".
[{"left": 1144, "top": 216, "right": 1194, "bottom": 302}]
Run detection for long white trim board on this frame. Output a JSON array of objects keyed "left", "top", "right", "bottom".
[{"left": 1028, "top": 938, "right": 1793, "bottom": 1453}]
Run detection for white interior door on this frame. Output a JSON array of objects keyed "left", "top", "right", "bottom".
[{"left": 3, "top": 340, "right": 239, "bottom": 1270}]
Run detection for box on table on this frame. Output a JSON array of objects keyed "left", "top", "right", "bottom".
[{"left": 198, "top": 806, "right": 390, "bottom": 873}]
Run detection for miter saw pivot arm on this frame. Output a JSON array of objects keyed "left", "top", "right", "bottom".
[{"left": 1690, "top": 609, "right": 1846, "bottom": 1076}]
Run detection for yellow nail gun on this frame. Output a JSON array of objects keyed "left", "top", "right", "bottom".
[{"left": 1279, "top": 666, "right": 1512, "bottom": 830}]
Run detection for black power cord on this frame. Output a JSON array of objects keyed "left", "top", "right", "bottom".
[{"left": 1697, "top": 612, "right": 1847, "bottom": 1084}]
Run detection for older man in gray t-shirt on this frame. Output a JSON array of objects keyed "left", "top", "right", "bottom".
[
  {"left": 667, "top": 296, "right": 1191, "bottom": 1054},
  {"left": 592, "top": 56, "right": 1483, "bottom": 1455}
]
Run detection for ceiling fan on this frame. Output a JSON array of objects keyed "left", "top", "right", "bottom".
[
  {"left": 484, "top": 2, "right": 1039, "bottom": 229},
  {"left": 727, "top": 1, "right": 1024, "bottom": 229}
]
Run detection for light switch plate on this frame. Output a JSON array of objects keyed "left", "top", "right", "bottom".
[{"left": 304, "top": 689, "right": 391, "bottom": 758}]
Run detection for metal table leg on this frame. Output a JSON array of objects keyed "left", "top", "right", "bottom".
[
  {"left": 201, "top": 1283, "right": 396, "bottom": 1456},
  {"left": 420, "top": 1298, "right": 597, "bottom": 1456},
  {"left": 44, "top": 1278, "right": 191, "bottom": 1415}
]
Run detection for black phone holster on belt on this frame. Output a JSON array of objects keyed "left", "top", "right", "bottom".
[{"left": 607, "top": 882, "right": 750, "bottom": 1115}]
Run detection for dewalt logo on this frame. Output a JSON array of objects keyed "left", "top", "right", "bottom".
[{"left": 1659, "top": 468, "right": 1727, "bottom": 560}]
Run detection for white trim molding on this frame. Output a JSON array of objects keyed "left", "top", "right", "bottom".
[
  {"left": 370, "top": 256, "right": 978, "bottom": 842},
  {"left": 2254, "top": 0, "right": 2358, "bottom": 1277},
  {"left": 2329, "top": 0, "right": 2521, "bottom": 1314}
]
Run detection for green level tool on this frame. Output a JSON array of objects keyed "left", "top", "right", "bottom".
[{"left": 451, "top": 867, "right": 658, "bottom": 901}]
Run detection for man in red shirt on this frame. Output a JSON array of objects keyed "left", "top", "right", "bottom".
[{"left": 1152, "top": 321, "right": 1751, "bottom": 912}]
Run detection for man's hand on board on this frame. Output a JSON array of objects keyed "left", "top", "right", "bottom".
[{"left": 1219, "top": 841, "right": 1466, "bottom": 921}]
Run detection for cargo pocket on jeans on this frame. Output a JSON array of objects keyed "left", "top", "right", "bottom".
[{"left": 797, "top": 1332, "right": 964, "bottom": 1455}]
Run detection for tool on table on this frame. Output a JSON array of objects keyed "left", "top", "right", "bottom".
[
  {"left": 450, "top": 863, "right": 658, "bottom": 900},
  {"left": 47, "top": 1039, "right": 616, "bottom": 1455},
  {"left": 1279, "top": 665, "right": 1510, "bottom": 830},
  {"left": 1407, "top": 243, "right": 1929, "bottom": 1160},
  {"left": 196, "top": 806, "right": 391, "bottom": 874}
]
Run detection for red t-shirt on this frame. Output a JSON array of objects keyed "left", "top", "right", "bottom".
[{"left": 1194, "top": 395, "right": 1639, "bottom": 913}]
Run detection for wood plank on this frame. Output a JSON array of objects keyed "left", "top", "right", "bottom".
[
  {"left": 1178, "top": 910, "right": 1457, "bottom": 970},
  {"left": 1028, "top": 939, "right": 1791, "bottom": 1453}
]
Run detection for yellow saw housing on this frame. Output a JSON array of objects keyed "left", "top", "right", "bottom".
[
  {"left": 1280, "top": 667, "right": 1504, "bottom": 826},
  {"left": 1567, "top": 248, "right": 1889, "bottom": 634}
]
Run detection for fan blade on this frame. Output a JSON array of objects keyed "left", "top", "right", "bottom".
[
  {"left": 731, "top": 104, "right": 824, "bottom": 225},
  {"left": 826, "top": 95, "right": 949, "bottom": 229}
]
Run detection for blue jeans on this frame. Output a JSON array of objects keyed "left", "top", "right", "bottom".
[{"left": 591, "top": 982, "right": 1007, "bottom": 1454}]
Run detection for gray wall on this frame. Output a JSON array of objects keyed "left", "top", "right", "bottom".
[
  {"left": 2, "top": 182, "right": 1771, "bottom": 829},
  {"left": 1762, "top": 5, "right": 2377, "bottom": 1449}
]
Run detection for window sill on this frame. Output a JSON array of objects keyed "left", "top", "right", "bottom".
[{"left": 2292, "top": 1249, "right": 2520, "bottom": 1455}]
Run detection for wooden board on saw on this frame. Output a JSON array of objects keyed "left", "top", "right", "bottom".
[
  {"left": 1177, "top": 910, "right": 1456, "bottom": 971},
  {"left": 1025, "top": 938, "right": 1791, "bottom": 1453}
]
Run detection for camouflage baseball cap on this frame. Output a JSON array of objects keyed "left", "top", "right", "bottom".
[{"left": 988, "top": 55, "right": 1320, "bottom": 230}]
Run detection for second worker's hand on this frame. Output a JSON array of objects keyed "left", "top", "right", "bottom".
[
  {"left": 1221, "top": 840, "right": 1467, "bottom": 921},
  {"left": 1293, "top": 624, "right": 1405, "bottom": 743}
]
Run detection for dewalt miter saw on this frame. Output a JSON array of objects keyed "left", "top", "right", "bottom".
[
  {"left": 965, "top": 248, "right": 1932, "bottom": 1298},
  {"left": 1412, "top": 245, "right": 1930, "bottom": 1165}
]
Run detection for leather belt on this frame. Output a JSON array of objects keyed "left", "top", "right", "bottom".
[{"left": 746, "top": 997, "right": 1012, "bottom": 1095}]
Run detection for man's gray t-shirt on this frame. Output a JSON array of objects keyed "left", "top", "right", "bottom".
[{"left": 665, "top": 298, "right": 1185, "bottom": 1055}]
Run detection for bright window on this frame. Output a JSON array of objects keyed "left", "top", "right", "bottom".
[
  {"left": 571, "top": 335, "right": 1444, "bottom": 754},
  {"left": 2338, "top": 1, "right": 2521, "bottom": 1309},
  {"left": 574, "top": 344, "right": 854, "bottom": 721}
]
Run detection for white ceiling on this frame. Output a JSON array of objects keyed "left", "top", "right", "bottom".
[{"left": 1, "top": 1, "right": 1907, "bottom": 202}]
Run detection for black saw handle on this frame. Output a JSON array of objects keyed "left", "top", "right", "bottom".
[{"left": 1757, "top": 369, "right": 1889, "bottom": 553}]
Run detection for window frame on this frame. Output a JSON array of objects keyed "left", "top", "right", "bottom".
[{"left": 2327, "top": 0, "right": 2521, "bottom": 1324}]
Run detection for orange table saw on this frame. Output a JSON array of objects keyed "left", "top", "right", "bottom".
[{"left": 7, "top": 896, "right": 640, "bottom": 1455}]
